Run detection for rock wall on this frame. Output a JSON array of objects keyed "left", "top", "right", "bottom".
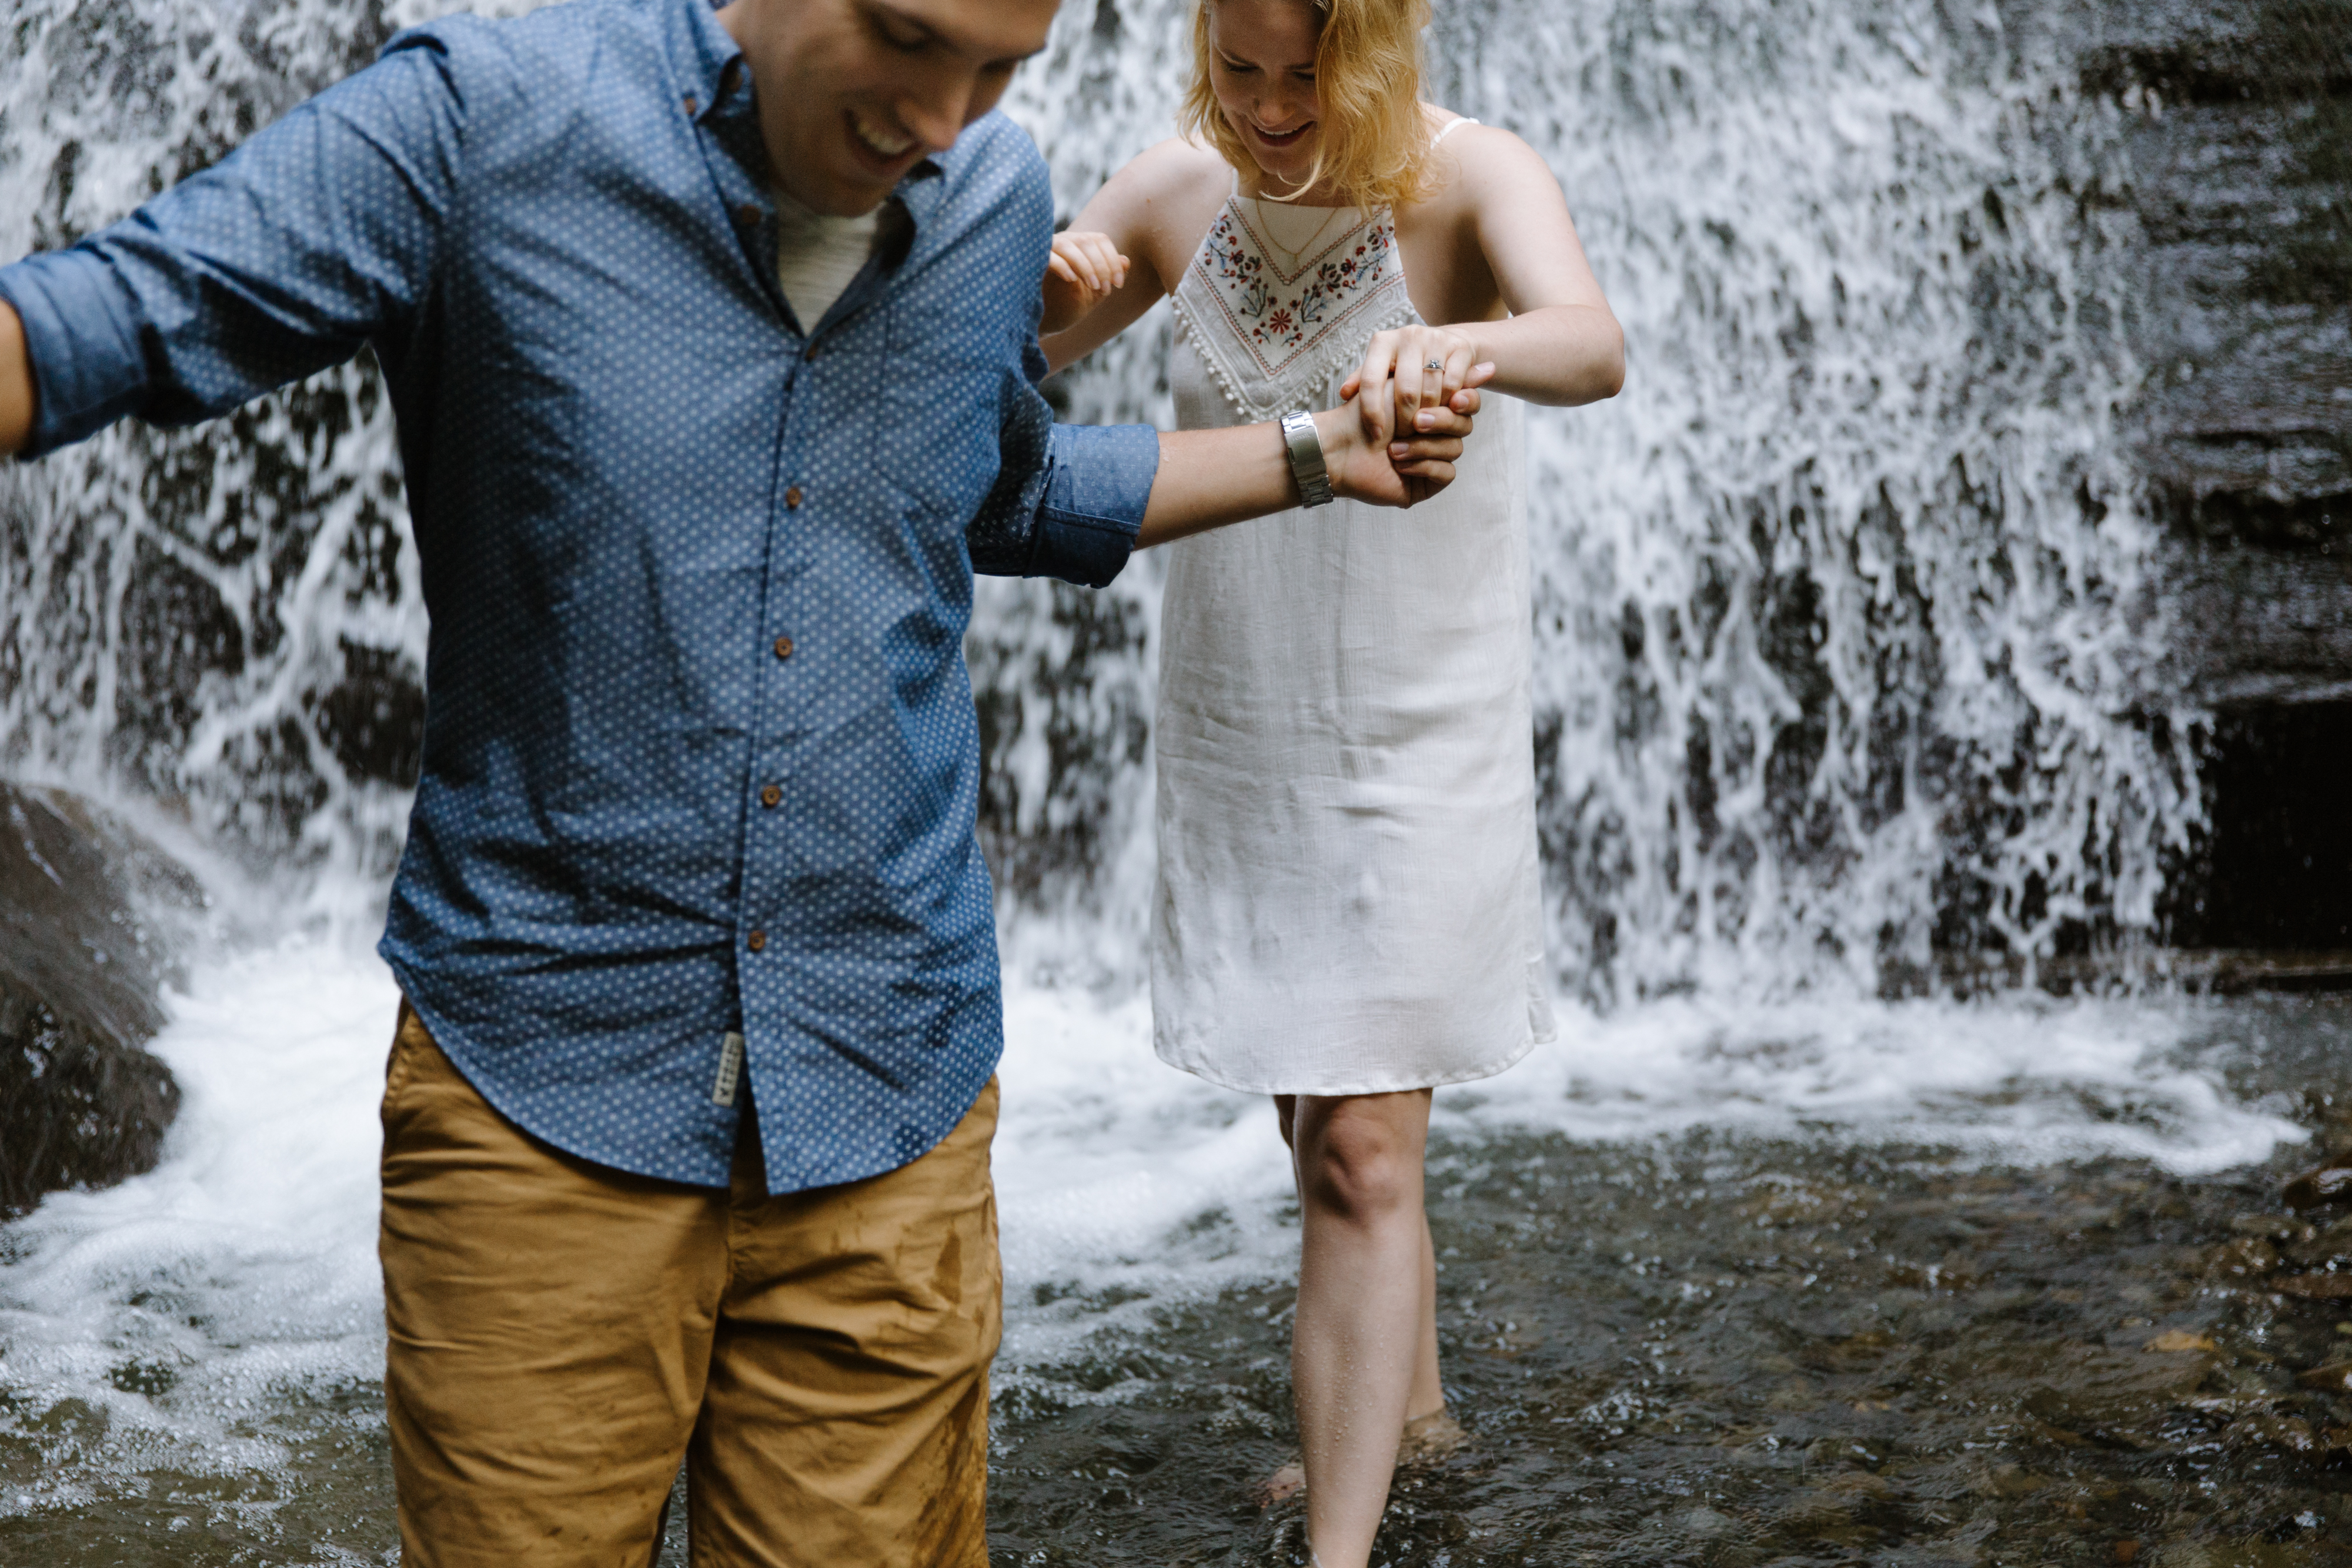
[{"left": 2089, "top": 0, "right": 2352, "bottom": 947}]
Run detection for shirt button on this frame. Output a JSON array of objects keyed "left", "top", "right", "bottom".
[
  {"left": 734, "top": 203, "right": 760, "bottom": 232},
  {"left": 760, "top": 784, "right": 782, "bottom": 808},
  {"left": 784, "top": 486, "right": 804, "bottom": 509},
  {"left": 682, "top": 92, "right": 699, "bottom": 116},
  {"left": 747, "top": 930, "right": 767, "bottom": 953},
  {"left": 773, "top": 636, "right": 794, "bottom": 660}
]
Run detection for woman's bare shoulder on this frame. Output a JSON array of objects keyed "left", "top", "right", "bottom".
[
  {"left": 1421, "top": 115, "right": 1555, "bottom": 195},
  {"left": 1103, "top": 136, "right": 1234, "bottom": 204}
]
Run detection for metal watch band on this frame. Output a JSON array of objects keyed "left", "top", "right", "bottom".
[{"left": 1279, "top": 409, "right": 1335, "bottom": 509}]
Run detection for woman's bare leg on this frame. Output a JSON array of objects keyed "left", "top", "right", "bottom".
[
  {"left": 1286, "top": 1089, "right": 1434, "bottom": 1568},
  {"left": 1408, "top": 1215, "right": 1444, "bottom": 1422}
]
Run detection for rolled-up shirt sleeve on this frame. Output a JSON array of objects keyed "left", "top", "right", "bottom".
[
  {"left": 966, "top": 324, "right": 1160, "bottom": 590},
  {"left": 0, "top": 33, "right": 465, "bottom": 458}
]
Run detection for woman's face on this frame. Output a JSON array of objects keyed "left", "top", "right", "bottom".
[{"left": 1206, "top": 0, "right": 1326, "bottom": 189}]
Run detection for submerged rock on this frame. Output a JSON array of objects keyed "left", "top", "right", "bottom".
[
  {"left": 0, "top": 782, "right": 202, "bottom": 1218},
  {"left": 2282, "top": 1156, "right": 2352, "bottom": 1212}
]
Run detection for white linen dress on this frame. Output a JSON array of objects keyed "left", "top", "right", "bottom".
[{"left": 1151, "top": 140, "right": 1556, "bottom": 1096}]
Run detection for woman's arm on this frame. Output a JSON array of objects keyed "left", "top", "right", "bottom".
[
  {"left": 1346, "top": 125, "right": 1624, "bottom": 429},
  {"left": 1038, "top": 139, "right": 1229, "bottom": 376}
]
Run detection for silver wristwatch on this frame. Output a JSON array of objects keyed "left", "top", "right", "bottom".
[{"left": 1279, "top": 409, "right": 1335, "bottom": 509}]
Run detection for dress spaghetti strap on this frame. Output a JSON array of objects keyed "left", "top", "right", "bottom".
[{"left": 1431, "top": 116, "right": 1479, "bottom": 146}]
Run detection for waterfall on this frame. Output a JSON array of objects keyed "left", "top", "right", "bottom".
[{"left": 0, "top": 0, "right": 2206, "bottom": 994}]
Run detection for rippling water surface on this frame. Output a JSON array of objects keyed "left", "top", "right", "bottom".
[{"left": 4, "top": 944, "right": 2347, "bottom": 1563}]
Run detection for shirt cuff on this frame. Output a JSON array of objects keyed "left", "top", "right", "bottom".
[
  {"left": 0, "top": 248, "right": 151, "bottom": 459},
  {"left": 1033, "top": 422, "right": 1158, "bottom": 590}
]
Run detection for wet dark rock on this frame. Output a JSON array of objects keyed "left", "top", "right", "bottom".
[
  {"left": 2292, "top": 1360, "right": 2352, "bottom": 1393},
  {"left": 2113, "top": 0, "right": 2352, "bottom": 955},
  {"left": 0, "top": 781, "right": 201, "bottom": 1218},
  {"left": 2284, "top": 1212, "right": 2352, "bottom": 1266},
  {"left": 2203, "top": 1235, "right": 2281, "bottom": 1280},
  {"left": 2282, "top": 1155, "right": 2352, "bottom": 1211}
]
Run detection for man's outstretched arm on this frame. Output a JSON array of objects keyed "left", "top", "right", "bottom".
[
  {"left": 0, "top": 302, "right": 32, "bottom": 457},
  {"left": 0, "top": 35, "right": 463, "bottom": 463}
]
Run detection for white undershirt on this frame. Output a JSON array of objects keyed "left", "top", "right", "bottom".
[{"left": 772, "top": 188, "right": 881, "bottom": 332}]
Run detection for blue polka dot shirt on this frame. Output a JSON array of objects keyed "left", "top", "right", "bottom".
[{"left": 0, "top": 0, "right": 1161, "bottom": 1194}]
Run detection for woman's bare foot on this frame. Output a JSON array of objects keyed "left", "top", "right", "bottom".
[
  {"left": 1260, "top": 1410, "right": 1461, "bottom": 1509},
  {"left": 1256, "top": 1458, "right": 1307, "bottom": 1506},
  {"left": 1397, "top": 1407, "right": 1468, "bottom": 1470}
]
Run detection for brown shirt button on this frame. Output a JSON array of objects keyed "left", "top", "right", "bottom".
[
  {"left": 760, "top": 784, "right": 782, "bottom": 808},
  {"left": 773, "top": 635, "right": 794, "bottom": 660},
  {"left": 746, "top": 930, "right": 767, "bottom": 953},
  {"left": 784, "top": 486, "right": 804, "bottom": 509},
  {"left": 682, "top": 92, "right": 699, "bottom": 116},
  {"left": 733, "top": 203, "right": 760, "bottom": 232}
]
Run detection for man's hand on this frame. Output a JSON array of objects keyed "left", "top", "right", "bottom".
[
  {"left": 1042, "top": 230, "right": 1128, "bottom": 337},
  {"left": 1318, "top": 362, "right": 1495, "bottom": 508},
  {"left": 0, "top": 301, "right": 33, "bottom": 457}
]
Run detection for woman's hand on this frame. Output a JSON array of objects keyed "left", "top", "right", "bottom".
[
  {"left": 1339, "top": 324, "right": 1488, "bottom": 442},
  {"left": 1043, "top": 230, "right": 1130, "bottom": 336},
  {"left": 1318, "top": 365, "right": 1495, "bottom": 508}
]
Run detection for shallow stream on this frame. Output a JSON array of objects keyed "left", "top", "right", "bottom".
[{"left": 3, "top": 949, "right": 2348, "bottom": 1565}]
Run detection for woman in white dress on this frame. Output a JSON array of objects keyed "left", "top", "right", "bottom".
[{"left": 1038, "top": 1, "right": 1622, "bottom": 1560}]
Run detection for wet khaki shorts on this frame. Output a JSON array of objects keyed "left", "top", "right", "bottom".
[{"left": 377, "top": 1002, "right": 1000, "bottom": 1567}]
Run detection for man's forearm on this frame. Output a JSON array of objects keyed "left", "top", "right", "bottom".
[
  {"left": 0, "top": 300, "right": 34, "bottom": 457},
  {"left": 1135, "top": 422, "right": 1306, "bottom": 550}
]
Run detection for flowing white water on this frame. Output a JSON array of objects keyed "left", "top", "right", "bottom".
[{"left": 0, "top": 0, "right": 2303, "bottom": 1542}]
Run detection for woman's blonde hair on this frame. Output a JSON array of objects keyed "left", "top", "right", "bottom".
[{"left": 1179, "top": 0, "right": 1434, "bottom": 211}]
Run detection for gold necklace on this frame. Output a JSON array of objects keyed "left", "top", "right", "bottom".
[{"left": 1248, "top": 195, "right": 1348, "bottom": 274}]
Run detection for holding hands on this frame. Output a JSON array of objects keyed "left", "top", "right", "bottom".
[
  {"left": 1339, "top": 324, "right": 1489, "bottom": 443},
  {"left": 1318, "top": 361, "right": 1494, "bottom": 509},
  {"left": 1046, "top": 232, "right": 1491, "bottom": 509}
]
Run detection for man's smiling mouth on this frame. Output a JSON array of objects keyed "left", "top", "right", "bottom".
[{"left": 848, "top": 109, "right": 916, "bottom": 161}]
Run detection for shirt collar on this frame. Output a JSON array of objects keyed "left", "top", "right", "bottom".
[
  {"left": 662, "top": 0, "right": 949, "bottom": 230},
  {"left": 663, "top": 0, "right": 745, "bottom": 123}
]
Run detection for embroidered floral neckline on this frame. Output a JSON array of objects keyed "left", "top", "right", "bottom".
[{"left": 1172, "top": 196, "right": 1416, "bottom": 420}]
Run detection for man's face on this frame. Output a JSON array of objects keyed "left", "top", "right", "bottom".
[{"left": 719, "top": 0, "right": 1061, "bottom": 216}]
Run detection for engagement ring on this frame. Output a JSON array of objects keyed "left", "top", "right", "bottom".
[{"left": 1426, "top": 358, "right": 1444, "bottom": 370}]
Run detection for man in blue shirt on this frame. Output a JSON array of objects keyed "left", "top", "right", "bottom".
[{"left": 0, "top": 0, "right": 1485, "bottom": 1559}]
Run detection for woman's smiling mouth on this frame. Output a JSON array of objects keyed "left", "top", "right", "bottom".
[{"left": 1250, "top": 120, "right": 1314, "bottom": 149}]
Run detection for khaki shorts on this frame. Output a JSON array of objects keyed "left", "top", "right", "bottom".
[{"left": 378, "top": 1002, "right": 1000, "bottom": 1567}]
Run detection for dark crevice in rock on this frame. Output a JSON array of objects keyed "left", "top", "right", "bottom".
[{"left": 2162, "top": 701, "right": 2352, "bottom": 951}]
